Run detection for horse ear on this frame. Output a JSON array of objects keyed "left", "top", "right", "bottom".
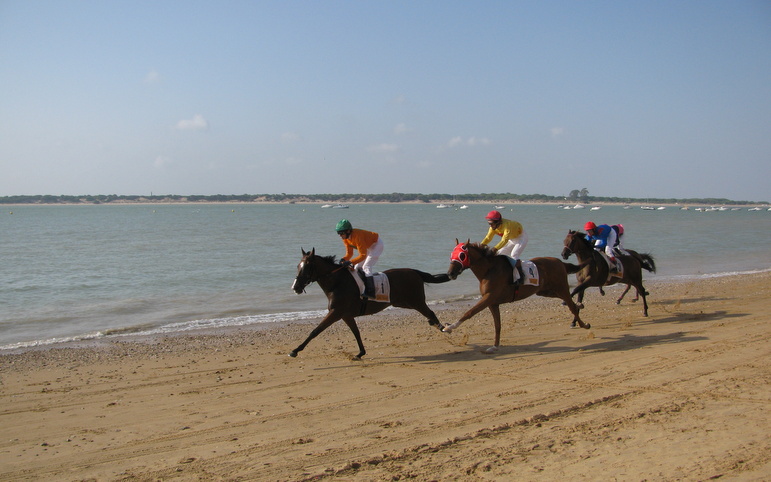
[
  {"left": 310, "top": 247, "right": 315, "bottom": 256},
  {"left": 455, "top": 238, "right": 460, "bottom": 245},
  {"left": 465, "top": 238, "right": 471, "bottom": 245},
  {"left": 301, "top": 248, "right": 307, "bottom": 256}
]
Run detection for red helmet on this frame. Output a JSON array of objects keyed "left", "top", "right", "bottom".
[
  {"left": 584, "top": 221, "right": 597, "bottom": 231},
  {"left": 486, "top": 210, "right": 502, "bottom": 222}
]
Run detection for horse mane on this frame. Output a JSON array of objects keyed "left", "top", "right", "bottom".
[
  {"left": 570, "top": 231, "right": 592, "bottom": 248},
  {"left": 317, "top": 254, "right": 340, "bottom": 265},
  {"left": 466, "top": 242, "right": 498, "bottom": 258}
]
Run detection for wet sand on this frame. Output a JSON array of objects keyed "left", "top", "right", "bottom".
[{"left": 1, "top": 272, "right": 769, "bottom": 480}]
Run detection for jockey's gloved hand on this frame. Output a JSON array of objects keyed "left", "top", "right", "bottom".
[{"left": 341, "top": 259, "right": 351, "bottom": 267}]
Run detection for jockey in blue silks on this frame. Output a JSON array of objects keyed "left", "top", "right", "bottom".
[{"left": 584, "top": 222, "right": 620, "bottom": 273}]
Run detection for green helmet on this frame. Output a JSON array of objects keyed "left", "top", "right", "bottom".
[{"left": 335, "top": 219, "right": 352, "bottom": 233}]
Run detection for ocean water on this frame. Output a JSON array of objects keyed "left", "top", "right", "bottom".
[{"left": 2, "top": 203, "right": 770, "bottom": 350}]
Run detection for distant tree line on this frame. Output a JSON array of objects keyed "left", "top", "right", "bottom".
[{"left": 0, "top": 193, "right": 765, "bottom": 205}]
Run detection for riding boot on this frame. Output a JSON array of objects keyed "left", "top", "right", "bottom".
[
  {"left": 609, "top": 257, "right": 620, "bottom": 275},
  {"left": 511, "top": 259, "right": 523, "bottom": 286},
  {"left": 363, "top": 275, "right": 376, "bottom": 299}
]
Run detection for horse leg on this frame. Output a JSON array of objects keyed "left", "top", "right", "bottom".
[
  {"left": 557, "top": 289, "right": 590, "bottom": 329},
  {"left": 289, "top": 312, "right": 342, "bottom": 358},
  {"left": 411, "top": 303, "right": 445, "bottom": 330},
  {"left": 443, "top": 295, "right": 493, "bottom": 333},
  {"left": 616, "top": 284, "right": 632, "bottom": 304},
  {"left": 637, "top": 283, "right": 649, "bottom": 317},
  {"left": 485, "top": 304, "right": 502, "bottom": 354},
  {"left": 342, "top": 317, "right": 367, "bottom": 359}
]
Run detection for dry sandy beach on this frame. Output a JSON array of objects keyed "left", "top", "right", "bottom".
[{"left": 1, "top": 272, "right": 769, "bottom": 481}]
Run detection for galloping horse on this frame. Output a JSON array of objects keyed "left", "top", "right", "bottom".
[
  {"left": 443, "top": 241, "right": 590, "bottom": 353},
  {"left": 289, "top": 248, "right": 451, "bottom": 359},
  {"left": 561, "top": 230, "right": 656, "bottom": 317}
]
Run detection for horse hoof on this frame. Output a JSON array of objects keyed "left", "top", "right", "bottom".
[
  {"left": 616, "top": 300, "right": 621, "bottom": 305},
  {"left": 584, "top": 323, "right": 591, "bottom": 329},
  {"left": 288, "top": 352, "right": 298, "bottom": 358},
  {"left": 570, "top": 321, "right": 577, "bottom": 328},
  {"left": 442, "top": 326, "right": 453, "bottom": 334},
  {"left": 484, "top": 346, "right": 499, "bottom": 354}
]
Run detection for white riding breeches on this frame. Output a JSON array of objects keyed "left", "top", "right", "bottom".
[
  {"left": 496, "top": 232, "right": 528, "bottom": 260},
  {"left": 594, "top": 229, "right": 617, "bottom": 258},
  {"left": 356, "top": 237, "right": 384, "bottom": 276}
]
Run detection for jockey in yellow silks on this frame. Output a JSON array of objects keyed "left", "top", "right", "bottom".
[{"left": 481, "top": 210, "right": 528, "bottom": 261}]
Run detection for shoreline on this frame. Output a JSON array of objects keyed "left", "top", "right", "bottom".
[
  {"left": 0, "top": 268, "right": 771, "bottom": 359},
  {"left": 4, "top": 199, "right": 770, "bottom": 207},
  {"left": 1, "top": 271, "right": 769, "bottom": 480},
  {"left": 3, "top": 269, "right": 771, "bottom": 355}
]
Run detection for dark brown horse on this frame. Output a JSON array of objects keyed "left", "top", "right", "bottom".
[
  {"left": 443, "top": 241, "right": 590, "bottom": 353},
  {"left": 289, "top": 248, "right": 451, "bottom": 359},
  {"left": 561, "top": 230, "right": 656, "bottom": 317}
]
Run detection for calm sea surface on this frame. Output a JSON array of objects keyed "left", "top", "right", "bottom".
[{"left": 2, "top": 203, "right": 770, "bottom": 350}]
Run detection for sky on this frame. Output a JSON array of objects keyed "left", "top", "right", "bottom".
[{"left": 1, "top": 1, "right": 770, "bottom": 201}]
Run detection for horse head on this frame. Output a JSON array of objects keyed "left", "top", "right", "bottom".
[
  {"left": 292, "top": 248, "right": 317, "bottom": 293},
  {"left": 562, "top": 230, "right": 591, "bottom": 260},
  {"left": 561, "top": 230, "right": 577, "bottom": 260},
  {"left": 447, "top": 239, "right": 472, "bottom": 280}
]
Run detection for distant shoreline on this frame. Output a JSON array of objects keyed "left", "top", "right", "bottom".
[
  {"left": 3, "top": 199, "right": 769, "bottom": 208},
  {"left": 1, "top": 193, "right": 767, "bottom": 206}
]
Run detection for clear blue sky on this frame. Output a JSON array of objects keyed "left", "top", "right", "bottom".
[{"left": 1, "top": 1, "right": 769, "bottom": 201}]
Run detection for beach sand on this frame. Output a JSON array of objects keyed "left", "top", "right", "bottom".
[{"left": 1, "top": 272, "right": 769, "bottom": 481}]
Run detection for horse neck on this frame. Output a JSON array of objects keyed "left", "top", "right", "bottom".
[
  {"left": 571, "top": 238, "right": 596, "bottom": 261},
  {"left": 467, "top": 251, "right": 497, "bottom": 279},
  {"left": 311, "top": 258, "right": 347, "bottom": 292}
]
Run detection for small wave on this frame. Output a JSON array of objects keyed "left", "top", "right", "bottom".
[
  {"left": 0, "top": 331, "right": 107, "bottom": 351},
  {"left": 137, "top": 309, "right": 329, "bottom": 336},
  {"left": 655, "top": 267, "right": 771, "bottom": 282}
]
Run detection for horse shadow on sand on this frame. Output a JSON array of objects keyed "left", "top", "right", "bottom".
[{"left": 361, "top": 307, "right": 750, "bottom": 366}]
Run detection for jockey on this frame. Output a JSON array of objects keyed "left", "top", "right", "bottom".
[
  {"left": 335, "top": 219, "right": 383, "bottom": 276},
  {"left": 611, "top": 224, "right": 630, "bottom": 255},
  {"left": 584, "top": 221, "right": 620, "bottom": 272},
  {"left": 481, "top": 210, "right": 528, "bottom": 283}
]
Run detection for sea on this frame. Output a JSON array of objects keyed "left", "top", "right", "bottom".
[{"left": 2, "top": 202, "right": 770, "bottom": 351}]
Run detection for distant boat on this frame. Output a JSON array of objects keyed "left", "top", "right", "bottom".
[
  {"left": 573, "top": 204, "right": 585, "bottom": 209},
  {"left": 590, "top": 206, "right": 601, "bottom": 211},
  {"left": 459, "top": 205, "right": 469, "bottom": 209},
  {"left": 641, "top": 206, "right": 655, "bottom": 210},
  {"left": 332, "top": 203, "right": 349, "bottom": 209},
  {"left": 436, "top": 203, "right": 451, "bottom": 209},
  {"left": 623, "top": 205, "right": 631, "bottom": 209},
  {"left": 321, "top": 204, "right": 333, "bottom": 208},
  {"left": 657, "top": 206, "right": 666, "bottom": 210},
  {"left": 748, "top": 207, "right": 762, "bottom": 211},
  {"left": 495, "top": 205, "right": 505, "bottom": 209}
]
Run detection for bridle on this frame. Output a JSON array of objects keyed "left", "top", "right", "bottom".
[
  {"left": 449, "top": 243, "right": 471, "bottom": 273},
  {"left": 292, "top": 255, "right": 348, "bottom": 293}
]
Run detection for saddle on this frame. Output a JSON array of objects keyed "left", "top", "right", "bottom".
[
  {"left": 351, "top": 269, "right": 390, "bottom": 302},
  {"left": 503, "top": 257, "right": 525, "bottom": 285}
]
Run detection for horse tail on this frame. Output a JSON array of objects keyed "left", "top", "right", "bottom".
[
  {"left": 416, "top": 270, "right": 452, "bottom": 284},
  {"left": 639, "top": 253, "right": 656, "bottom": 273},
  {"left": 562, "top": 262, "right": 584, "bottom": 275}
]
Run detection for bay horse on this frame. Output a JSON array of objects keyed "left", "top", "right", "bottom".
[
  {"left": 443, "top": 240, "right": 590, "bottom": 354},
  {"left": 561, "top": 230, "right": 656, "bottom": 317},
  {"left": 289, "top": 248, "right": 451, "bottom": 359}
]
